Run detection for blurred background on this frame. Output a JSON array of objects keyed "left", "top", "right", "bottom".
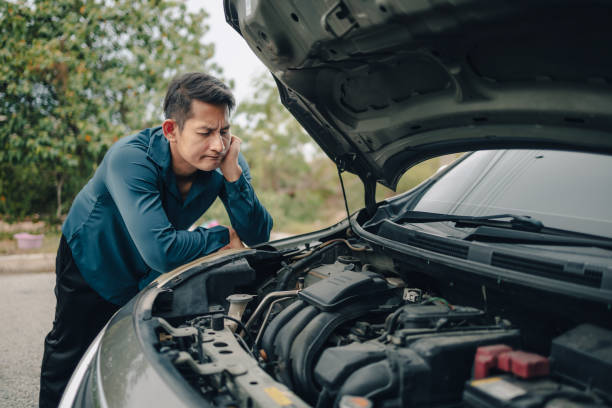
[{"left": 0, "top": 0, "right": 449, "bottom": 254}]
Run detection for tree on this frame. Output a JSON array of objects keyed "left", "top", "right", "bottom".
[
  {"left": 201, "top": 73, "right": 451, "bottom": 234},
  {"left": 201, "top": 73, "right": 355, "bottom": 233},
  {"left": 235, "top": 74, "right": 314, "bottom": 194},
  {"left": 0, "top": 0, "right": 220, "bottom": 219}
]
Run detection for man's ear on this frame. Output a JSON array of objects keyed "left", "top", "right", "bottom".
[{"left": 162, "top": 119, "right": 178, "bottom": 142}]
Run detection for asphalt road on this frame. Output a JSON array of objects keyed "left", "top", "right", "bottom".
[{"left": 0, "top": 272, "right": 55, "bottom": 408}]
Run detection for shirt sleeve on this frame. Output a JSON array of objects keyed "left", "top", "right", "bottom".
[
  {"left": 104, "top": 144, "right": 230, "bottom": 272},
  {"left": 219, "top": 153, "right": 273, "bottom": 246}
]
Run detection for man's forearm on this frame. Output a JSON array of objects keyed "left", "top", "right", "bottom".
[{"left": 222, "top": 174, "right": 273, "bottom": 246}]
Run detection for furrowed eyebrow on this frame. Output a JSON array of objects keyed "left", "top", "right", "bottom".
[{"left": 195, "top": 125, "right": 231, "bottom": 131}]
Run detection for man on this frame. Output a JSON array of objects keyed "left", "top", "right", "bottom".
[{"left": 39, "top": 72, "right": 273, "bottom": 407}]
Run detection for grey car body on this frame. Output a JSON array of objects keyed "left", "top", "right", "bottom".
[{"left": 61, "top": 1, "right": 612, "bottom": 407}]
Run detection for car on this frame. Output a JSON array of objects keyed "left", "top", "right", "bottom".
[{"left": 60, "top": 1, "right": 612, "bottom": 407}]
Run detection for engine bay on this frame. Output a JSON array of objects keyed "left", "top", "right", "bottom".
[{"left": 148, "top": 237, "right": 612, "bottom": 408}]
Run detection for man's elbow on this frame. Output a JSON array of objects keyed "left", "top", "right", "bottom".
[
  {"left": 243, "top": 216, "right": 273, "bottom": 246},
  {"left": 141, "top": 250, "right": 176, "bottom": 273},
  {"left": 140, "top": 234, "right": 183, "bottom": 272}
]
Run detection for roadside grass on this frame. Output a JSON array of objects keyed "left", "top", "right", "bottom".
[{"left": 0, "top": 225, "right": 61, "bottom": 255}]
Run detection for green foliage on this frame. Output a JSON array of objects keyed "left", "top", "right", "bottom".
[
  {"left": 0, "top": 0, "right": 217, "bottom": 219},
  {"left": 198, "top": 74, "right": 451, "bottom": 235},
  {"left": 233, "top": 74, "right": 314, "bottom": 192},
  {"left": 1, "top": 2, "right": 454, "bottom": 234},
  {"left": 0, "top": 161, "right": 57, "bottom": 218},
  {"left": 232, "top": 74, "right": 348, "bottom": 232}
]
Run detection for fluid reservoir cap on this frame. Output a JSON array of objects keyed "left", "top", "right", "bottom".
[
  {"left": 212, "top": 314, "right": 225, "bottom": 331},
  {"left": 339, "top": 395, "right": 373, "bottom": 408},
  {"left": 337, "top": 255, "right": 360, "bottom": 265},
  {"left": 226, "top": 294, "right": 255, "bottom": 304}
]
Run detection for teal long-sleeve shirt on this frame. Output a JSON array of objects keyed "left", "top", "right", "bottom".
[{"left": 62, "top": 126, "right": 273, "bottom": 305}]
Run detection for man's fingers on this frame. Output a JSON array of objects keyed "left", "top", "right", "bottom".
[
  {"left": 227, "top": 226, "right": 245, "bottom": 249},
  {"left": 229, "top": 135, "right": 242, "bottom": 152}
]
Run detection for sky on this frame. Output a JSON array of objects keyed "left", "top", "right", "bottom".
[{"left": 186, "top": 1, "right": 268, "bottom": 103}]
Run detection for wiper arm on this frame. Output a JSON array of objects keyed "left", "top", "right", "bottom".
[
  {"left": 385, "top": 211, "right": 612, "bottom": 250},
  {"left": 394, "top": 211, "right": 544, "bottom": 232},
  {"left": 465, "top": 226, "right": 612, "bottom": 251}
]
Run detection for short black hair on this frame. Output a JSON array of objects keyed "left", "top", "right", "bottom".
[{"left": 163, "top": 72, "right": 235, "bottom": 130}]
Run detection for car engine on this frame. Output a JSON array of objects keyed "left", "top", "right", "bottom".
[{"left": 150, "top": 238, "right": 612, "bottom": 408}]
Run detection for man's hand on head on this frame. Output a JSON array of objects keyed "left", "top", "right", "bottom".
[
  {"left": 219, "top": 134, "right": 243, "bottom": 182},
  {"left": 219, "top": 225, "right": 245, "bottom": 251}
]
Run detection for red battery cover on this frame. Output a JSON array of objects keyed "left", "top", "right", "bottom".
[
  {"left": 473, "top": 345, "right": 550, "bottom": 380},
  {"left": 473, "top": 344, "right": 514, "bottom": 379},
  {"left": 497, "top": 350, "right": 550, "bottom": 379}
]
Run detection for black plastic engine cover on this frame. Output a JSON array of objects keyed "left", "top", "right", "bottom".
[
  {"left": 263, "top": 269, "right": 401, "bottom": 401},
  {"left": 298, "top": 271, "right": 391, "bottom": 311},
  {"left": 272, "top": 305, "right": 319, "bottom": 388},
  {"left": 260, "top": 299, "right": 306, "bottom": 357},
  {"left": 290, "top": 298, "right": 395, "bottom": 403},
  {"left": 314, "top": 342, "right": 387, "bottom": 391},
  {"left": 396, "top": 304, "right": 484, "bottom": 329}
]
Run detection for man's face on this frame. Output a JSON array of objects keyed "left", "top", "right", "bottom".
[{"left": 172, "top": 100, "right": 231, "bottom": 173}]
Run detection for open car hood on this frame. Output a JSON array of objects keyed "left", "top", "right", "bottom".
[{"left": 224, "top": 0, "right": 612, "bottom": 190}]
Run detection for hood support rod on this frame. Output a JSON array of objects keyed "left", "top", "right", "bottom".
[
  {"left": 337, "top": 166, "right": 352, "bottom": 221},
  {"left": 337, "top": 166, "right": 377, "bottom": 219}
]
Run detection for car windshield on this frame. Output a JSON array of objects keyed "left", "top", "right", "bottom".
[{"left": 398, "top": 149, "right": 612, "bottom": 239}]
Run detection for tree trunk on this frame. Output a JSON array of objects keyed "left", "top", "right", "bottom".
[{"left": 56, "top": 173, "right": 65, "bottom": 219}]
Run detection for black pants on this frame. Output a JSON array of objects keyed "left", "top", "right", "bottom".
[{"left": 39, "top": 235, "right": 120, "bottom": 408}]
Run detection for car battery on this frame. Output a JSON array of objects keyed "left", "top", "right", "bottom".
[
  {"left": 464, "top": 337, "right": 612, "bottom": 408},
  {"left": 463, "top": 374, "right": 589, "bottom": 408}
]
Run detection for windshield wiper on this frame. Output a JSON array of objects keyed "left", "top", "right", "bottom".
[
  {"left": 389, "top": 211, "right": 612, "bottom": 251},
  {"left": 463, "top": 226, "right": 612, "bottom": 251},
  {"left": 393, "top": 211, "right": 544, "bottom": 232}
]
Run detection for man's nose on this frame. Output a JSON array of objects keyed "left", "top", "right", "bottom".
[{"left": 210, "top": 132, "right": 225, "bottom": 153}]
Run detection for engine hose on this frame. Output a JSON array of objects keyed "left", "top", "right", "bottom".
[
  {"left": 243, "top": 289, "right": 299, "bottom": 332},
  {"left": 290, "top": 239, "right": 368, "bottom": 260},
  {"left": 254, "top": 296, "right": 294, "bottom": 347}
]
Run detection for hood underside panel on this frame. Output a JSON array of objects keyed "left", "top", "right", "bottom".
[{"left": 225, "top": 0, "right": 612, "bottom": 188}]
